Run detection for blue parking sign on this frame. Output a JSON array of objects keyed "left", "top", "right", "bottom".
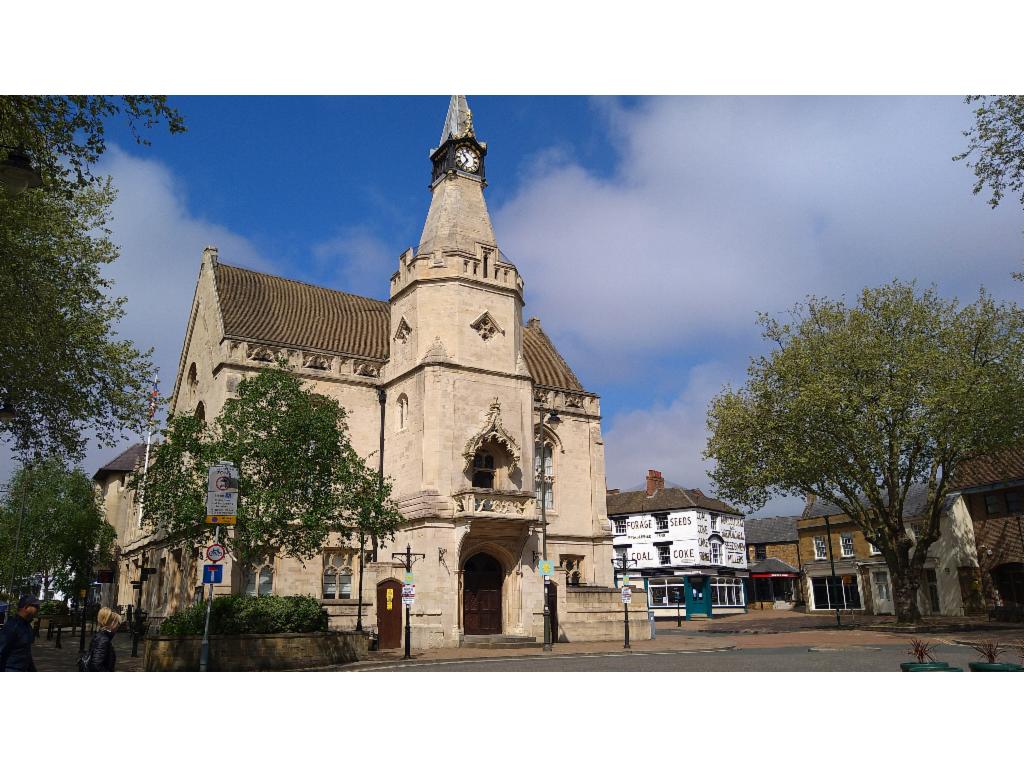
[{"left": 203, "top": 564, "right": 223, "bottom": 584}]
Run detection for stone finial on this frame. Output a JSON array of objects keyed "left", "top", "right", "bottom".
[{"left": 202, "top": 245, "right": 219, "bottom": 266}]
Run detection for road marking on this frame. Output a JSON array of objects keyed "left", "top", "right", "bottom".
[{"left": 349, "top": 647, "right": 734, "bottom": 672}]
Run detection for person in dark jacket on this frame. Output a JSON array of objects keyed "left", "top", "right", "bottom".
[
  {"left": 85, "top": 607, "right": 122, "bottom": 671},
  {"left": 0, "top": 595, "right": 40, "bottom": 671}
]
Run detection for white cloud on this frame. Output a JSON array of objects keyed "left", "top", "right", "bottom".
[{"left": 1, "top": 145, "right": 271, "bottom": 482}]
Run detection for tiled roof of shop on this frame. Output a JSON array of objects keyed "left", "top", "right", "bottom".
[
  {"left": 744, "top": 516, "right": 799, "bottom": 544},
  {"left": 951, "top": 444, "right": 1024, "bottom": 491},
  {"left": 802, "top": 483, "right": 956, "bottom": 521},
  {"left": 92, "top": 443, "right": 147, "bottom": 480},
  {"left": 212, "top": 263, "right": 587, "bottom": 392},
  {"left": 606, "top": 487, "right": 737, "bottom": 515},
  {"left": 748, "top": 557, "right": 799, "bottom": 574}
]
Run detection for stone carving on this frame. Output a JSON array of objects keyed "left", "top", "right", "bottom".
[
  {"left": 533, "top": 388, "right": 550, "bottom": 405},
  {"left": 355, "top": 362, "right": 380, "bottom": 377},
  {"left": 226, "top": 374, "right": 241, "bottom": 393},
  {"left": 247, "top": 345, "right": 276, "bottom": 363},
  {"left": 229, "top": 341, "right": 244, "bottom": 360},
  {"left": 394, "top": 317, "right": 413, "bottom": 343},
  {"left": 421, "top": 336, "right": 449, "bottom": 364},
  {"left": 462, "top": 399, "right": 520, "bottom": 474},
  {"left": 565, "top": 393, "right": 584, "bottom": 409},
  {"left": 470, "top": 311, "right": 504, "bottom": 341},
  {"left": 302, "top": 353, "right": 332, "bottom": 371},
  {"left": 453, "top": 492, "right": 529, "bottom": 516}
]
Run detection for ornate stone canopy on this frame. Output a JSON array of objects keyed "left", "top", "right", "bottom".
[{"left": 463, "top": 398, "right": 521, "bottom": 474}]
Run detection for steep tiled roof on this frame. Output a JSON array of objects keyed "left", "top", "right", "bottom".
[
  {"left": 802, "top": 483, "right": 956, "bottom": 521},
  {"left": 92, "top": 443, "right": 147, "bottom": 481},
  {"left": 212, "top": 263, "right": 587, "bottom": 392},
  {"left": 748, "top": 557, "right": 799, "bottom": 574},
  {"left": 606, "top": 487, "right": 737, "bottom": 516},
  {"left": 215, "top": 263, "right": 390, "bottom": 360},
  {"left": 951, "top": 444, "right": 1024, "bottom": 491},
  {"left": 523, "top": 319, "right": 585, "bottom": 393},
  {"left": 744, "top": 516, "right": 799, "bottom": 544}
]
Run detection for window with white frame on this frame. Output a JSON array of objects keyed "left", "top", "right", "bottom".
[
  {"left": 654, "top": 514, "right": 668, "bottom": 535},
  {"left": 869, "top": 541, "right": 882, "bottom": 556},
  {"left": 710, "top": 539, "right": 723, "bottom": 564},
  {"left": 814, "top": 536, "right": 827, "bottom": 560},
  {"left": 613, "top": 518, "right": 626, "bottom": 536},
  {"left": 656, "top": 543, "right": 670, "bottom": 566},
  {"left": 710, "top": 514, "right": 720, "bottom": 532},
  {"left": 322, "top": 551, "right": 353, "bottom": 600},
  {"left": 647, "top": 577, "right": 686, "bottom": 607},
  {"left": 811, "top": 575, "right": 862, "bottom": 610},
  {"left": 711, "top": 577, "right": 744, "bottom": 607},
  {"left": 840, "top": 533, "right": 854, "bottom": 558}
]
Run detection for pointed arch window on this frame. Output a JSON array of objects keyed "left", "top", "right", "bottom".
[
  {"left": 322, "top": 552, "right": 353, "bottom": 600},
  {"left": 534, "top": 440, "right": 555, "bottom": 511},
  {"left": 472, "top": 450, "right": 495, "bottom": 489},
  {"left": 194, "top": 401, "right": 206, "bottom": 423},
  {"left": 397, "top": 394, "right": 409, "bottom": 431},
  {"left": 242, "top": 562, "right": 274, "bottom": 597}
]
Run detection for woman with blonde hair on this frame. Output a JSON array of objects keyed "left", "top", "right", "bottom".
[{"left": 81, "top": 607, "right": 122, "bottom": 671}]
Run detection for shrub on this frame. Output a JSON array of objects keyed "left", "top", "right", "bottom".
[
  {"left": 159, "top": 595, "right": 328, "bottom": 636},
  {"left": 37, "top": 599, "right": 70, "bottom": 616}
]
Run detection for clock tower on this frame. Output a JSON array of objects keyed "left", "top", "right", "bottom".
[{"left": 429, "top": 95, "right": 487, "bottom": 184}]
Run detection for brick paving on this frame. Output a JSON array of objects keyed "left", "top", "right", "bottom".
[{"left": 28, "top": 628, "right": 143, "bottom": 673}]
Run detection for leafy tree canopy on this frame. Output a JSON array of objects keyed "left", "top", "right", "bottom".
[
  {"left": 955, "top": 95, "right": 1024, "bottom": 212},
  {"left": 0, "top": 457, "right": 115, "bottom": 598},
  {"left": 0, "top": 179, "right": 155, "bottom": 460},
  {"left": 135, "top": 366, "right": 401, "bottom": 565},
  {"left": 705, "top": 281, "right": 1024, "bottom": 622}
]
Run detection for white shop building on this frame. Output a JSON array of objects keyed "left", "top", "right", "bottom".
[{"left": 607, "top": 470, "right": 748, "bottom": 620}]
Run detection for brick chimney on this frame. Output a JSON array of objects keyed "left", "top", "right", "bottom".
[{"left": 645, "top": 469, "right": 664, "bottom": 497}]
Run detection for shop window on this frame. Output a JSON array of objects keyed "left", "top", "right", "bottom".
[
  {"left": 840, "top": 533, "right": 854, "bottom": 558},
  {"left": 811, "top": 576, "right": 861, "bottom": 610},
  {"left": 754, "top": 544, "right": 767, "bottom": 561},
  {"left": 814, "top": 536, "right": 827, "bottom": 560},
  {"left": 656, "top": 544, "right": 670, "bottom": 566},
  {"left": 647, "top": 577, "right": 686, "bottom": 606},
  {"left": 614, "top": 518, "right": 627, "bottom": 536},
  {"left": 654, "top": 514, "right": 668, "bottom": 535},
  {"left": 711, "top": 577, "right": 744, "bottom": 607}
]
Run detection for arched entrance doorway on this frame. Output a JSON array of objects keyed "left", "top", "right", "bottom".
[{"left": 463, "top": 552, "right": 503, "bottom": 635}]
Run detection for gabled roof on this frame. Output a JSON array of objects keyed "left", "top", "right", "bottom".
[
  {"left": 744, "top": 516, "right": 799, "bottom": 544},
  {"left": 210, "top": 262, "right": 588, "bottom": 393},
  {"left": 92, "top": 443, "right": 147, "bottom": 481},
  {"left": 606, "top": 487, "right": 737, "bottom": 516},
  {"left": 749, "top": 557, "right": 799, "bottom": 575},
  {"left": 802, "top": 482, "right": 956, "bottom": 521},
  {"left": 951, "top": 444, "right": 1024, "bottom": 491}
]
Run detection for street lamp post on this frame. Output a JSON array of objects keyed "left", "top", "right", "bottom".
[
  {"left": 390, "top": 543, "right": 424, "bottom": 660},
  {"left": 611, "top": 551, "right": 636, "bottom": 649},
  {"left": 536, "top": 409, "right": 560, "bottom": 652},
  {"left": 823, "top": 514, "right": 842, "bottom": 628}
]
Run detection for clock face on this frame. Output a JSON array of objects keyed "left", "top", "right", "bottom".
[{"left": 454, "top": 145, "right": 480, "bottom": 173}]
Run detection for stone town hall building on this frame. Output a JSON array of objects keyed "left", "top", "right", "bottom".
[{"left": 96, "top": 97, "right": 640, "bottom": 648}]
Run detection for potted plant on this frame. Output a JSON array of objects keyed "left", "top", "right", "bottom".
[
  {"left": 965, "top": 641, "right": 1023, "bottom": 672},
  {"left": 901, "top": 639, "right": 955, "bottom": 671}
]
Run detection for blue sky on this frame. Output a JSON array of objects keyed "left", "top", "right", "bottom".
[{"left": 7, "top": 96, "right": 1024, "bottom": 516}]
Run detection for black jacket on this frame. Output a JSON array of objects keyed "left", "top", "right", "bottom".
[
  {"left": 86, "top": 628, "right": 116, "bottom": 672},
  {"left": 0, "top": 614, "right": 37, "bottom": 672}
]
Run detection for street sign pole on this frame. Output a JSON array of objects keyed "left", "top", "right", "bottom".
[
  {"left": 199, "top": 524, "right": 220, "bottom": 673},
  {"left": 391, "top": 543, "right": 424, "bottom": 660}
]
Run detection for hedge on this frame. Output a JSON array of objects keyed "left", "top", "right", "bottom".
[{"left": 159, "top": 595, "right": 328, "bottom": 636}]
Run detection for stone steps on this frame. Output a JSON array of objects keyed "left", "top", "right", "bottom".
[{"left": 460, "top": 634, "right": 543, "bottom": 649}]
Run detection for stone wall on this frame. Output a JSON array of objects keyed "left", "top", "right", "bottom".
[
  {"left": 556, "top": 586, "right": 652, "bottom": 643},
  {"left": 144, "top": 631, "right": 369, "bottom": 671}
]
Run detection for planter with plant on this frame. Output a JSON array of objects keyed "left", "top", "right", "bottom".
[
  {"left": 965, "top": 641, "right": 1023, "bottom": 672},
  {"left": 901, "top": 639, "right": 960, "bottom": 671}
]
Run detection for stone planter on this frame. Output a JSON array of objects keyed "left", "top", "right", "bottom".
[
  {"left": 900, "top": 661, "right": 950, "bottom": 672},
  {"left": 144, "top": 630, "right": 369, "bottom": 671},
  {"left": 968, "top": 662, "right": 1024, "bottom": 672}
]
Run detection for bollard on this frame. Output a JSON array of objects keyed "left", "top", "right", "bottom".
[
  {"left": 55, "top": 626, "right": 62, "bottom": 649},
  {"left": 649, "top": 610, "right": 657, "bottom": 639},
  {"left": 47, "top": 622, "right": 53, "bottom": 640}
]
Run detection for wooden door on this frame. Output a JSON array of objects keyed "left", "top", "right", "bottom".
[
  {"left": 547, "top": 580, "right": 558, "bottom": 642},
  {"left": 376, "top": 579, "right": 402, "bottom": 649},
  {"left": 463, "top": 553, "right": 502, "bottom": 635}
]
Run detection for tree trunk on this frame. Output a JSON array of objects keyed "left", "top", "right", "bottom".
[{"left": 890, "top": 567, "right": 922, "bottom": 624}]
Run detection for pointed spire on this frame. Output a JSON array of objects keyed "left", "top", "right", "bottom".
[{"left": 439, "top": 95, "right": 474, "bottom": 146}]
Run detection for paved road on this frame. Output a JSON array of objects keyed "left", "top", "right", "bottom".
[{"left": 356, "top": 643, "right": 991, "bottom": 672}]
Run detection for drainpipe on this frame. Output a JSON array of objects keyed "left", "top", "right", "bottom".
[{"left": 373, "top": 386, "right": 386, "bottom": 560}]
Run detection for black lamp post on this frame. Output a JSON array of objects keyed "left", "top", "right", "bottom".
[
  {"left": 536, "top": 409, "right": 560, "bottom": 652},
  {"left": 611, "top": 551, "right": 636, "bottom": 649},
  {"left": 0, "top": 146, "right": 43, "bottom": 195},
  {"left": 823, "top": 513, "right": 842, "bottom": 628}
]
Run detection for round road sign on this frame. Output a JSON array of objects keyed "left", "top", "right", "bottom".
[{"left": 206, "top": 543, "right": 227, "bottom": 562}]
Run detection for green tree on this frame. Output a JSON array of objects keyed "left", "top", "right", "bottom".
[
  {"left": 0, "top": 457, "right": 114, "bottom": 598},
  {"left": 135, "top": 366, "right": 393, "bottom": 566},
  {"left": 705, "top": 281, "right": 1024, "bottom": 623},
  {"left": 0, "top": 96, "right": 185, "bottom": 195},
  {"left": 955, "top": 95, "right": 1024, "bottom": 212},
  {"left": 0, "top": 179, "right": 155, "bottom": 460}
]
